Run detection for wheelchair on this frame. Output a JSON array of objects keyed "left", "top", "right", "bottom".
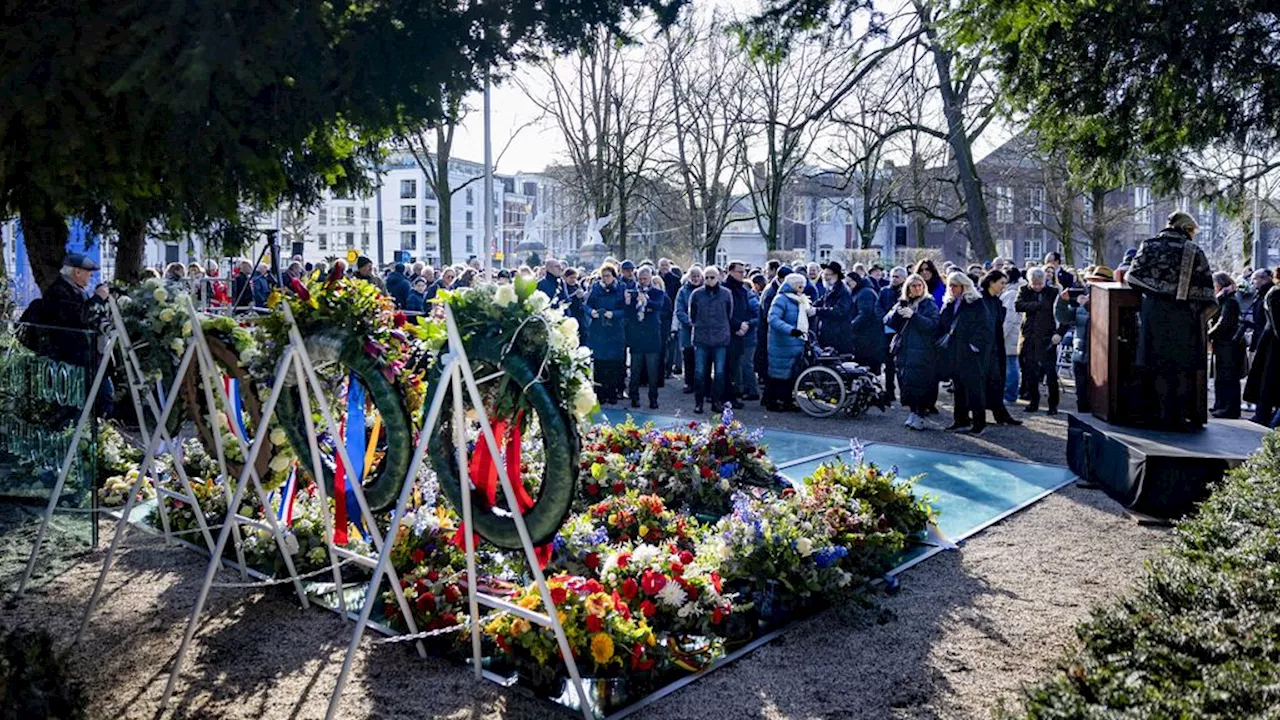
[{"left": 792, "top": 335, "right": 888, "bottom": 419}]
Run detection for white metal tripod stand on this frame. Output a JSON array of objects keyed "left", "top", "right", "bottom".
[{"left": 324, "top": 303, "right": 593, "bottom": 720}]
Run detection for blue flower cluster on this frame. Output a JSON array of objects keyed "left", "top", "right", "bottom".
[
  {"left": 719, "top": 461, "right": 739, "bottom": 479},
  {"left": 814, "top": 545, "right": 848, "bottom": 569}
]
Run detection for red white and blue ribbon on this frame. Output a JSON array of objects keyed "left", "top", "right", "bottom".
[
  {"left": 223, "top": 376, "right": 249, "bottom": 441},
  {"left": 332, "top": 373, "right": 371, "bottom": 545},
  {"left": 271, "top": 464, "right": 299, "bottom": 525}
]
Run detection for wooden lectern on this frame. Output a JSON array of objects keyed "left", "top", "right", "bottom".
[
  {"left": 1088, "top": 283, "right": 1143, "bottom": 424},
  {"left": 1088, "top": 282, "right": 1208, "bottom": 427}
]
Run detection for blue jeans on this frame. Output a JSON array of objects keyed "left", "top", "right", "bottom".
[
  {"left": 694, "top": 345, "right": 728, "bottom": 407},
  {"left": 1004, "top": 356, "right": 1020, "bottom": 404}
]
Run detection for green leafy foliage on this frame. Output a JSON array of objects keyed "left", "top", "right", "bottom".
[
  {"left": 1011, "top": 431, "right": 1280, "bottom": 718},
  {"left": 955, "top": 0, "right": 1280, "bottom": 187}
]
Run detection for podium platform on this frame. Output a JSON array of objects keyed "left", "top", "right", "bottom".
[{"left": 1067, "top": 413, "right": 1268, "bottom": 518}]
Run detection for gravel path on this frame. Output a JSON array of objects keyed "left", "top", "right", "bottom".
[{"left": 2, "top": 381, "right": 1171, "bottom": 720}]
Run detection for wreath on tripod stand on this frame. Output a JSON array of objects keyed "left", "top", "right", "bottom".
[{"left": 416, "top": 280, "right": 597, "bottom": 550}]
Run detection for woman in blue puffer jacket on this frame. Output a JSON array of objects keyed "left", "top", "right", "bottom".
[{"left": 765, "top": 273, "right": 814, "bottom": 411}]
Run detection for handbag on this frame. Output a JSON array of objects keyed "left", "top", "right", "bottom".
[{"left": 889, "top": 318, "right": 909, "bottom": 356}]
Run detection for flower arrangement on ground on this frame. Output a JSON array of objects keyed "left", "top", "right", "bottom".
[
  {"left": 484, "top": 574, "right": 658, "bottom": 679},
  {"left": 638, "top": 411, "right": 778, "bottom": 516},
  {"left": 578, "top": 418, "right": 651, "bottom": 503},
  {"left": 597, "top": 542, "right": 735, "bottom": 639},
  {"left": 239, "top": 484, "right": 373, "bottom": 576}
]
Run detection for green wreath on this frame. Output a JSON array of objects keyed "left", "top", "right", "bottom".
[
  {"left": 427, "top": 337, "right": 580, "bottom": 548},
  {"left": 275, "top": 330, "right": 413, "bottom": 513}
]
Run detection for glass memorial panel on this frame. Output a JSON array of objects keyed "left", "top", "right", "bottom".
[{"left": 0, "top": 321, "right": 99, "bottom": 591}]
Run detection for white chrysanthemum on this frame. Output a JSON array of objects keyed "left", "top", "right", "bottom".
[
  {"left": 493, "top": 284, "right": 518, "bottom": 308},
  {"left": 676, "top": 601, "right": 702, "bottom": 618},
  {"left": 657, "top": 581, "right": 687, "bottom": 608},
  {"left": 525, "top": 290, "right": 550, "bottom": 313},
  {"left": 630, "top": 543, "right": 660, "bottom": 568}
]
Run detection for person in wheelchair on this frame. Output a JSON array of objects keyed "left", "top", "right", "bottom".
[{"left": 764, "top": 273, "right": 814, "bottom": 412}]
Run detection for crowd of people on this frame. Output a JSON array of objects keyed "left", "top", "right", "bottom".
[{"left": 30, "top": 209, "right": 1280, "bottom": 434}]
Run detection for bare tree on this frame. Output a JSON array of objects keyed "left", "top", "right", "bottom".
[{"left": 523, "top": 26, "right": 668, "bottom": 260}]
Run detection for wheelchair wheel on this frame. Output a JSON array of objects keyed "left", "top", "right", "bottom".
[{"left": 794, "top": 365, "right": 846, "bottom": 418}]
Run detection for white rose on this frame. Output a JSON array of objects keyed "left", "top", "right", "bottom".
[
  {"left": 796, "top": 537, "right": 814, "bottom": 557},
  {"left": 158, "top": 308, "right": 175, "bottom": 323},
  {"left": 181, "top": 321, "right": 192, "bottom": 337},
  {"left": 239, "top": 348, "right": 259, "bottom": 364},
  {"left": 493, "top": 284, "right": 518, "bottom": 308},
  {"left": 525, "top": 291, "right": 550, "bottom": 313},
  {"left": 269, "top": 428, "right": 288, "bottom": 445},
  {"left": 153, "top": 287, "right": 169, "bottom": 302},
  {"left": 270, "top": 454, "right": 291, "bottom": 473},
  {"left": 169, "top": 339, "right": 185, "bottom": 354},
  {"left": 719, "top": 478, "right": 730, "bottom": 492},
  {"left": 573, "top": 384, "right": 598, "bottom": 417}
]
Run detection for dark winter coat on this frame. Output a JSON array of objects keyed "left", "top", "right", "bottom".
[
  {"left": 1054, "top": 293, "right": 1090, "bottom": 365},
  {"left": 767, "top": 288, "right": 806, "bottom": 379},
  {"left": 251, "top": 272, "right": 272, "bottom": 307},
  {"left": 755, "top": 281, "right": 781, "bottom": 371},
  {"left": 850, "top": 277, "right": 886, "bottom": 367},
  {"left": 1208, "top": 291, "right": 1245, "bottom": 381},
  {"left": 536, "top": 275, "right": 570, "bottom": 307},
  {"left": 586, "top": 282, "right": 627, "bottom": 362},
  {"left": 813, "top": 280, "right": 854, "bottom": 353},
  {"left": 385, "top": 270, "right": 412, "bottom": 308},
  {"left": 565, "top": 285, "right": 588, "bottom": 344},
  {"left": 1245, "top": 284, "right": 1280, "bottom": 408},
  {"left": 676, "top": 281, "right": 698, "bottom": 349},
  {"left": 1015, "top": 284, "right": 1058, "bottom": 360},
  {"left": 884, "top": 296, "right": 939, "bottom": 408},
  {"left": 938, "top": 294, "right": 994, "bottom": 387},
  {"left": 406, "top": 290, "right": 426, "bottom": 314},
  {"left": 689, "top": 283, "right": 733, "bottom": 348},
  {"left": 626, "top": 285, "right": 667, "bottom": 353},
  {"left": 1241, "top": 282, "right": 1273, "bottom": 351},
  {"left": 725, "top": 276, "right": 753, "bottom": 341},
  {"left": 232, "top": 273, "right": 253, "bottom": 308}
]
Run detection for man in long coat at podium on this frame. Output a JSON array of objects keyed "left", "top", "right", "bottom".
[{"left": 1125, "top": 211, "right": 1215, "bottom": 430}]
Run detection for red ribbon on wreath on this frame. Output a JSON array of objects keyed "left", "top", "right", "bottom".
[{"left": 452, "top": 410, "right": 552, "bottom": 568}]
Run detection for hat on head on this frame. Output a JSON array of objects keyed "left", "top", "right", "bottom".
[
  {"left": 822, "top": 261, "right": 843, "bottom": 277},
  {"left": 777, "top": 265, "right": 794, "bottom": 278},
  {"left": 1123, "top": 247, "right": 1138, "bottom": 260},
  {"left": 356, "top": 255, "right": 373, "bottom": 269},
  {"left": 620, "top": 260, "right": 636, "bottom": 270},
  {"left": 62, "top": 253, "right": 100, "bottom": 271},
  {"left": 1086, "top": 265, "right": 1115, "bottom": 282}
]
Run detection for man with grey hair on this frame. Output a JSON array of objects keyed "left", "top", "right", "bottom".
[
  {"left": 689, "top": 265, "right": 734, "bottom": 414},
  {"left": 536, "top": 258, "right": 569, "bottom": 306},
  {"left": 1015, "top": 266, "right": 1061, "bottom": 413}
]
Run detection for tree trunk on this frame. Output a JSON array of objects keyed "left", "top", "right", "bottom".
[
  {"left": 1089, "top": 187, "right": 1107, "bottom": 265},
  {"left": 1059, "top": 198, "right": 1075, "bottom": 266},
  {"left": 437, "top": 141, "right": 453, "bottom": 266},
  {"left": 921, "top": 5, "right": 995, "bottom": 261},
  {"left": 114, "top": 215, "right": 148, "bottom": 283},
  {"left": 18, "top": 198, "right": 67, "bottom": 292}
]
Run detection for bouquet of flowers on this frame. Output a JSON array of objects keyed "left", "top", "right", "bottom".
[
  {"left": 118, "top": 278, "right": 193, "bottom": 383},
  {"left": 700, "top": 493, "right": 852, "bottom": 601},
  {"left": 484, "top": 574, "right": 658, "bottom": 676},
  {"left": 578, "top": 417, "right": 651, "bottom": 503},
  {"left": 240, "top": 485, "right": 373, "bottom": 576},
  {"left": 797, "top": 458, "right": 933, "bottom": 579},
  {"left": 588, "top": 492, "right": 696, "bottom": 547},
  {"left": 100, "top": 468, "right": 153, "bottom": 507},
  {"left": 147, "top": 476, "right": 229, "bottom": 541},
  {"left": 598, "top": 542, "right": 735, "bottom": 638},
  {"left": 636, "top": 427, "right": 703, "bottom": 502},
  {"left": 387, "top": 564, "right": 469, "bottom": 639},
  {"left": 695, "top": 408, "right": 778, "bottom": 488}
]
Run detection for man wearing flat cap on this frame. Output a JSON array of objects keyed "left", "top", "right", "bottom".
[{"left": 42, "top": 253, "right": 105, "bottom": 333}]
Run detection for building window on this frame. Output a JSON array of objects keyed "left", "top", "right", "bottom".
[
  {"left": 345, "top": 232, "right": 355, "bottom": 248},
  {"left": 402, "top": 231, "right": 417, "bottom": 251},
  {"left": 361, "top": 206, "right": 370, "bottom": 221},
  {"left": 465, "top": 211, "right": 474, "bottom": 230},
  {"left": 1134, "top": 186, "right": 1152, "bottom": 227},
  {"left": 425, "top": 232, "right": 437, "bottom": 249},
  {"left": 318, "top": 208, "right": 328, "bottom": 226},
  {"left": 995, "top": 186, "right": 1014, "bottom": 224},
  {"left": 465, "top": 187, "right": 474, "bottom": 206},
  {"left": 318, "top": 233, "right": 328, "bottom": 250},
  {"left": 400, "top": 205, "right": 416, "bottom": 224},
  {"left": 465, "top": 235, "right": 474, "bottom": 254},
  {"left": 715, "top": 248, "right": 729, "bottom": 267},
  {"left": 1082, "top": 193, "right": 1094, "bottom": 223},
  {"left": 1023, "top": 227, "right": 1045, "bottom": 264},
  {"left": 1025, "top": 186, "right": 1045, "bottom": 225},
  {"left": 425, "top": 207, "right": 437, "bottom": 225},
  {"left": 997, "top": 237, "right": 1014, "bottom": 260},
  {"left": 165, "top": 243, "right": 180, "bottom": 264},
  {"left": 817, "top": 245, "right": 833, "bottom": 262},
  {"left": 361, "top": 232, "right": 370, "bottom": 250},
  {"left": 343, "top": 206, "right": 355, "bottom": 226},
  {"left": 400, "top": 179, "right": 417, "bottom": 199},
  {"left": 893, "top": 207, "right": 908, "bottom": 247}
]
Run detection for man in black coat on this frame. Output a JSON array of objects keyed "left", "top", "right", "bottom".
[
  {"left": 1015, "top": 267, "right": 1061, "bottom": 414},
  {"left": 536, "top": 258, "right": 570, "bottom": 307},
  {"left": 1208, "top": 271, "right": 1245, "bottom": 419},
  {"left": 723, "top": 261, "right": 752, "bottom": 408},
  {"left": 754, "top": 265, "right": 788, "bottom": 403},
  {"left": 659, "top": 258, "right": 682, "bottom": 376},
  {"left": 37, "top": 253, "right": 111, "bottom": 414},
  {"left": 813, "top": 262, "right": 855, "bottom": 354}
]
